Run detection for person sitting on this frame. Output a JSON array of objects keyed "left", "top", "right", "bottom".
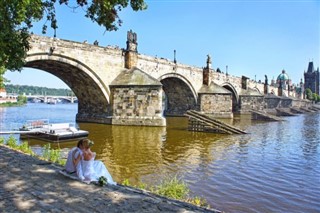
[
  {"left": 78, "top": 139, "right": 116, "bottom": 185},
  {"left": 64, "top": 139, "right": 84, "bottom": 174}
]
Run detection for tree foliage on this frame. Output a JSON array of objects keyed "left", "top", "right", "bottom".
[
  {"left": 305, "top": 88, "right": 313, "bottom": 100},
  {"left": 312, "top": 93, "right": 320, "bottom": 103},
  {"left": 0, "top": 1, "right": 43, "bottom": 72},
  {"left": 0, "top": 0, "right": 147, "bottom": 72},
  {"left": 0, "top": 67, "right": 10, "bottom": 89},
  {"left": 305, "top": 88, "right": 320, "bottom": 103},
  {"left": 5, "top": 84, "right": 72, "bottom": 96}
]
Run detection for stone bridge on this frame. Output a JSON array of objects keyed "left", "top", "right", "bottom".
[
  {"left": 25, "top": 95, "right": 77, "bottom": 103},
  {"left": 25, "top": 32, "right": 305, "bottom": 126}
]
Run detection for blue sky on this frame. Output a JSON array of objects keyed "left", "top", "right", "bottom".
[{"left": 5, "top": 0, "right": 320, "bottom": 89}]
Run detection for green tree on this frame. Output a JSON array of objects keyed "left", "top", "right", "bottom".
[
  {"left": 17, "top": 95, "right": 27, "bottom": 104},
  {"left": 0, "top": 67, "right": 9, "bottom": 89},
  {"left": 0, "top": 0, "right": 147, "bottom": 72},
  {"left": 312, "top": 93, "right": 320, "bottom": 103},
  {"left": 305, "top": 88, "right": 313, "bottom": 100}
]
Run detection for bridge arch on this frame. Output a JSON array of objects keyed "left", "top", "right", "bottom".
[
  {"left": 221, "top": 82, "right": 239, "bottom": 112},
  {"left": 253, "top": 87, "right": 262, "bottom": 94},
  {"left": 158, "top": 73, "right": 197, "bottom": 116},
  {"left": 25, "top": 53, "right": 111, "bottom": 116}
]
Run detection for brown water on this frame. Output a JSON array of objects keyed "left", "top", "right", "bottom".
[{"left": 1, "top": 104, "right": 320, "bottom": 213}]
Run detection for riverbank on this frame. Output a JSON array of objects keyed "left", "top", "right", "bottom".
[{"left": 0, "top": 145, "right": 220, "bottom": 213}]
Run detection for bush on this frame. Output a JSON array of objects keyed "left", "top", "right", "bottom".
[
  {"left": 18, "top": 141, "right": 34, "bottom": 155},
  {"left": 6, "top": 135, "right": 18, "bottom": 148},
  {"left": 120, "top": 175, "right": 209, "bottom": 207},
  {"left": 0, "top": 137, "right": 4, "bottom": 144},
  {"left": 122, "top": 179, "right": 131, "bottom": 186},
  {"left": 153, "top": 176, "right": 189, "bottom": 200},
  {"left": 42, "top": 143, "right": 65, "bottom": 165},
  {"left": 187, "top": 196, "right": 209, "bottom": 208},
  {"left": 17, "top": 95, "right": 27, "bottom": 104}
]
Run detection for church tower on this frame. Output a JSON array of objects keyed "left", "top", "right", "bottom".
[{"left": 304, "top": 61, "right": 320, "bottom": 95}]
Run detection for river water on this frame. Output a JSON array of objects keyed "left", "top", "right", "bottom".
[{"left": 0, "top": 103, "right": 319, "bottom": 213}]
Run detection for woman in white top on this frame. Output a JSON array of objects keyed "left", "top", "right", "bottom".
[{"left": 75, "top": 139, "right": 116, "bottom": 185}]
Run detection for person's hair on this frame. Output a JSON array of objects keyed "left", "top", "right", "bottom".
[
  {"left": 77, "top": 139, "right": 89, "bottom": 148},
  {"left": 82, "top": 139, "right": 91, "bottom": 149},
  {"left": 77, "top": 139, "right": 83, "bottom": 148}
]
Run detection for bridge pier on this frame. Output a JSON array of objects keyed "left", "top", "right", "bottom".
[
  {"left": 109, "top": 67, "right": 166, "bottom": 127},
  {"left": 198, "top": 82, "right": 233, "bottom": 118},
  {"left": 76, "top": 113, "right": 112, "bottom": 124}
]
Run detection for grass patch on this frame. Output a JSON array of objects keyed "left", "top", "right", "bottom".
[
  {"left": 6, "top": 135, "right": 19, "bottom": 149},
  {"left": 121, "top": 176, "right": 209, "bottom": 208},
  {"left": 19, "top": 141, "right": 34, "bottom": 155},
  {"left": 153, "top": 176, "right": 189, "bottom": 200},
  {"left": 0, "top": 136, "right": 65, "bottom": 165},
  {"left": 42, "top": 143, "right": 65, "bottom": 166}
]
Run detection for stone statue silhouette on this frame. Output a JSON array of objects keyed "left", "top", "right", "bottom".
[
  {"left": 265, "top": 75, "right": 268, "bottom": 85},
  {"left": 207, "top": 54, "right": 212, "bottom": 64},
  {"left": 127, "top": 30, "right": 137, "bottom": 43}
]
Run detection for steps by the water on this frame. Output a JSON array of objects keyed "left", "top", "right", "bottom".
[
  {"left": 250, "top": 110, "right": 284, "bottom": 121},
  {"left": 290, "top": 107, "right": 304, "bottom": 114},
  {"left": 311, "top": 106, "right": 320, "bottom": 111},
  {"left": 312, "top": 105, "right": 320, "bottom": 110},
  {"left": 184, "top": 110, "right": 246, "bottom": 134},
  {"left": 300, "top": 107, "right": 314, "bottom": 113},
  {"left": 276, "top": 108, "right": 296, "bottom": 116}
]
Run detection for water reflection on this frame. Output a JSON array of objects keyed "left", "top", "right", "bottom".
[
  {"left": 301, "top": 113, "right": 320, "bottom": 159},
  {"left": 77, "top": 118, "right": 246, "bottom": 185},
  {"left": 78, "top": 123, "right": 167, "bottom": 182}
]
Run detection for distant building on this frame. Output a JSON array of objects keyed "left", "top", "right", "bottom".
[
  {"left": 0, "top": 88, "right": 6, "bottom": 98},
  {"left": 304, "top": 61, "right": 319, "bottom": 95},
  {"left": 0, "top": 88, "right": 17, "bottom": 104},
  {"left": 276, "top": 70, "right": 291, "bottom": 90}
]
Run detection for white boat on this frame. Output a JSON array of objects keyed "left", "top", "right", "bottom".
[
  {"left": 19, "top": 119, "right": 89, "bottom": 142},
  {"left": 47, "top": 99, "right": 57, "bottom": 104}
]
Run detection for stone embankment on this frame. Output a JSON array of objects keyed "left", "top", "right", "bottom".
[{"left": 0, "top": 145, "right": 220, "bottom": 213}]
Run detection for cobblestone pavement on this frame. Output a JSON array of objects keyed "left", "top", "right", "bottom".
[{"left": 0, "top": 145, "right": 220, "bottom": 213}]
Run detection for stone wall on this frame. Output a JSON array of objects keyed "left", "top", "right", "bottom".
[
  {"left": 239, "top": 95, "right": 265, "bottom": 112},
  {"left": 199, "top": 94, "right": 233, "bottom": 118},
  {"left": 264, "top": 95, "right": 281, "bottom": 109},
  {"left": 279, "top": 97, "right": 293, "bottom": 108},
  {"left": 110, "top": 86, "right": 165, "bottom": 126}
]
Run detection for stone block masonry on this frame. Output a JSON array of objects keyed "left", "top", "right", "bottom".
[
  {"left": 200, "top": 94, "right": 233, "bottom": 118},
  {"left": 110, "top": 87, "right": 165, "bottom": 126},
  {"left": 109, "top": 67, "right": 166, "bottom": 126}
]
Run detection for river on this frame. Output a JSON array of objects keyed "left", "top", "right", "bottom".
[{"left": 0, "top": 103, "right": 319, "bottom": 213}]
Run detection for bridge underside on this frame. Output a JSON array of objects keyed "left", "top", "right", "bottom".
[
  {"left": 25, "top": 59, "right": 111, "bottom": 120},
  {"left": 223, "top": 85, "right": 239, "bottom": 112},
  {"left": 161, "top": 77, "right": 197, "bottom": 116}
]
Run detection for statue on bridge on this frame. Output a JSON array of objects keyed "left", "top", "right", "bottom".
[
  {"left": 206, "top": 54, "right": 212, "bottom": 69},
  {"left": 265, "top": 75, "right": 268, "bottom": 85},
  {"left": 126, "top": 30, "right": 138, "bottom": 53},
  {"left": 127, "top": 30, "right": 137, "bottom": 44}
]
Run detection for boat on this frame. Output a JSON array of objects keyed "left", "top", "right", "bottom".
[
  {"left": 19, "top": 119, "right": 89, "bottom": 142},
  {"left": 47, "top": 98, "right": 57, "bottom": 104}
]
